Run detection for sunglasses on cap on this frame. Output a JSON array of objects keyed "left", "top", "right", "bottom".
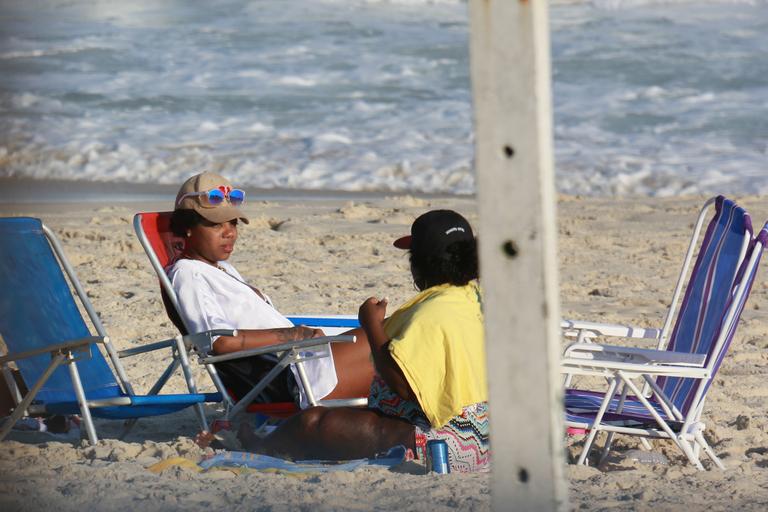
[{"left": 177, "top": 187, "right": 246, "bottom": 207}]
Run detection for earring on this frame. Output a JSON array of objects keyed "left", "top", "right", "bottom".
[{"left": 186, "top": 231, "right": 191, "bottom": 238}]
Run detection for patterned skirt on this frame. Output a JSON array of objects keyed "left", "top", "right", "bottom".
[{"left": 368, "top": 375, "right": 490, "bottom": 473}]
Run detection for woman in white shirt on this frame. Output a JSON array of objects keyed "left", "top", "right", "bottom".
[{"left": 169, "top": 172, "right": 374, "bottom": 405}]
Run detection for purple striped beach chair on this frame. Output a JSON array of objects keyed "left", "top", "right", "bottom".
[{"left": 561, "top": 197, "right": 766, "bottom": 470}]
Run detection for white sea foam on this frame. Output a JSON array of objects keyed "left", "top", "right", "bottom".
[
  {"left": 278, "top": 76, "right": 318, "bottom": 87},
  {"left": 0, "top": 0, "right": 766, "bottom": 196}
]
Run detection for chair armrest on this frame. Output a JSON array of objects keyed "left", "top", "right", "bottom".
[
  {"left": 286, "top": 315, "right": 360, "bottom": 336},
  {"left": 0, "top": 336, "right": 104, "bottom": 364},
  {"left": 118, "top": 339, "right": 175, "bottom": 358},
  {"left": 200, "top": 334, "right": 356, "bottom": 365},
  {"left": 560, "top": 319, "right": 661, "bottom": 340},
  {"left": 561, "top": 342, "right": 710, "bottom": 380},
  {"left": 563, "top": 343, "right": 706, "bottom": 367},
  {"left": 117, "top": 329, "right": 238, "bottom": 358},
  {"left": 181, "top": 329, "right": 237, "bottom": 352},
  {"left": 561, "top": 358, "right": 710, "bottom": 379}
]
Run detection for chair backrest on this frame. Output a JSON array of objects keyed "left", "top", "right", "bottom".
[
  {"left": 135, "top": 212, "right": 362, "bottom": 338},
  {"left": 701, "top": 223, "right": 767, "bottom": 398},
  {"left": 658, "top": 196, "right": 755, "bottom": 415},
  {"left": 133, "top": 212, "right": 190, "bottom": 335},
  {"left": 0, "top": 217, "right": 123, "bottom": 403}
]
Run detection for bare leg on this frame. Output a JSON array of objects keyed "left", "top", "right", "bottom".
[
  {"left": 324, "top": 327, "right": 375, "bottom": 400},
  {"left": 238, "top": 406, "right": 415, "bottom": 460}
]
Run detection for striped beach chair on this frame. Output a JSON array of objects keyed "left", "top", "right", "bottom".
[
  {"left": 0, "top": 217, "right": 225, "bottom": 444},
  {"left": 561, "top": 196, "right": 766, "bottom": 470}
]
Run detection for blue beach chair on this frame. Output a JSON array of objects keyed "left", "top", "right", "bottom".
[
  {"left": 0, "top": 217, "right": 226, "bottom": 445},
  {"left": 561, "top": 197, "right": 766, "bottom": 470}
]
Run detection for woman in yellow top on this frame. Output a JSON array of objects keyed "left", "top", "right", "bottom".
[{"left": 239, "top": 210, "right": 489, "bottom": 472}]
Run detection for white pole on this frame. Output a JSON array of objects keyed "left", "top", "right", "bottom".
[{"left": 468, "top": 1, "right": 567, "bottom": 510}]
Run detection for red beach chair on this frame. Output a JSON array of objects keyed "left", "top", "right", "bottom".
[{"left": 133, "top": 211, "right": 366, "bottom": 421}]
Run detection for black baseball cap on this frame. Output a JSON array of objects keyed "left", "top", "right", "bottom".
[{"left": 394, "top": 210, "right": 474, "bottom": 254}]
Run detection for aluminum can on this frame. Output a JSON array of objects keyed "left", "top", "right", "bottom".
[{"left": 426, "top": 440, "right": 450, "bottom": 474}]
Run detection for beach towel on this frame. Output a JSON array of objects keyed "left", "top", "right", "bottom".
[{"left": 197, "top": 445, "right": 407, "bottom": 473}]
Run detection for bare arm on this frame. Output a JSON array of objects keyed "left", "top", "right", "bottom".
[
  {"left": 212, "top": 326, "right": 325, "bottom": 355},
  {"left": 359, "top": 298, "right": 416, "bottom": 401}
]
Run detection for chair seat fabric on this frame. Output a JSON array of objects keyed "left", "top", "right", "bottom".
[
  {"left": 565, "top": 410, "right": 684, "bottom": 432},
  {"left": 42, "top": 392, "right": 223, "bottom": 418},
  {"left": 564, "top": 389, "right": 683, "bottom": 430}
]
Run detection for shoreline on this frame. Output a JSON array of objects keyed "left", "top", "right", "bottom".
[
  {"left": 0, "top": 176, "right": 471, "bottom": 205},
  {"left": 5, "top": 176, "right": 763, "bottom": 207}
]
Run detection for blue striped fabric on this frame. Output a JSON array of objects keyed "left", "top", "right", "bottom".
[
  {"left": 658, "top": 196, "right": 751, "bottom": 413},
  {"left": 0, "top": 217, "right": 221, "bottom": 418},
  {"left": 701, "top": 222, "right": 767, "bottom": 400},
  {"left": 565, "top": 197, "right": 760, "bottom": 426},
  {"left": 566, "top": 389, "right": 668, "bottom": 418}
]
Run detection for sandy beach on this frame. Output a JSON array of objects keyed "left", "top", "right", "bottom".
[{"left": 1, "top": 192, "right": 768, "bottom": 511}]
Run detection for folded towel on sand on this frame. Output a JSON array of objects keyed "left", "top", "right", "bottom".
[{"left": 198, "top": 445, "right": 407, "bottom": 473}]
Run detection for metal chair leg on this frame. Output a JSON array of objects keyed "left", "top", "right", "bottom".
[
  {"left": 578, "top": 376, "right": 619, "bottom": 466},
  {"left": 67, "top": 354, "right": 98, "bottom": 445},
  {"left": 0, "top": 354, "right": 66, "bottom": 442},
  {"left": 174, "top": 336, "right": 209, "bottom": 432}
]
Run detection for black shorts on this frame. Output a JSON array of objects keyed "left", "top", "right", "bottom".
[{"left": 213, "top": 355, "right": 299, "bottom": 405}]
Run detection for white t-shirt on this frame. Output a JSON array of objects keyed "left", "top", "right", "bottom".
[{"left": 168, "top": 258, "right": 337, "bottom": 407}]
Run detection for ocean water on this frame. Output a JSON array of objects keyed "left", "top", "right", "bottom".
[{"left": 0, "top": 0, "right": 766, "bottom": 196}]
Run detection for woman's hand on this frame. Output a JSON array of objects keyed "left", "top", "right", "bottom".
[
  {"left": 358, "top": 297, "right": 415, "bottom": 401},
  {"left": 358, "top": 297, "right": 388, "bottom": 329}
]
